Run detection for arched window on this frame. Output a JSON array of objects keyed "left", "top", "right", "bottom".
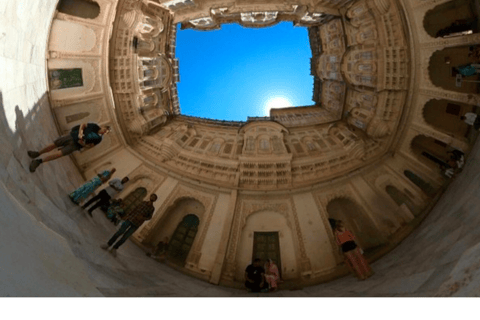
[
  {"left": 429, "top": 45, "right": 480, "bottom": 94},
  {"left": 423, "top": 0, "right": 478, "bottom": 38},
  {"left": 123, "top": 187, "right": 147, "bottom": 215},
  {"left": 245, "top": 137, "right": 255, "bottom": 152},
  {"left": 272, "top": 136, "right": 283, "bottom": 153},
  {"left": 385, "top": 185, "right": 419, "bottom": 216},
  {"left": 209, "top": 141, "right": 222, "bottom": 153},
  {"left": 57, "top": 0, "right": 100, "bottom": 20},
  {"left": 404, "top": 170, "right": 436, "bottom": 197},
  {"left": 423, "top": 99, "right": 476, "bottom": 140},
  {"left": 410, "top": 135, "right": 451, "bottom": 169},
  {"left": 167, "top": 214, "right": 200, "bottom": 265},
  {"left": 305, "top": 140, "right": 317, "bottom": 151}
]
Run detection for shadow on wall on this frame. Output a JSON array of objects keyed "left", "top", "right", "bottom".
[{"left": 0, "top": 89, "right": 88, "bottom": 243}]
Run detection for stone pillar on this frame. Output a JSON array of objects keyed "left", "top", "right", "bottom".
[{"left": 209, "top": 190, "right": 238, "bottom": 284}]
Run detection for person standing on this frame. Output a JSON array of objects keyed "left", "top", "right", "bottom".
[
  {"left": 460, "top": 112, "right": 480, "bottom": 131},
  {"left": 69, "top": 168, "right": 116, "bottom": 205},
  {"left": 28, "top": 122, "right": 111, "bottom": 173},
  {"left": 101, "top": 193, "right": 157, "bottom": 257},
  {"left": 334, "top": 220, "right": 374, "bottom": 280},
  {"left": 82, "top": 176, "right": 129, "bottom": 217},
  {"left": 245, "top": 258, "right": 266, "bottom": 292}
]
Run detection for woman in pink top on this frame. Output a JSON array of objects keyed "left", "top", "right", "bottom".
[
  {"left": 334, "top": 220, "right": 373, "bottom": 280},
  {"left": 264, "top": 259, "right": 281, "bottom": 291}
]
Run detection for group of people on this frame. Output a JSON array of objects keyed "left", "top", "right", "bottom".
[
  {"left": 244, "top": 219, "right": 374, "bottom": 293},
  {"left": 441, "top": 149, "right": 465, "bottom": 179},
  {"left": 30, "top": 122, "right": 373, "bottom": 287},
  {"left": 28, "top": 122, "right": 158, "bottom": 257},
  {"left": 245, "top": 258, "right": 281, "bottom": 293}
]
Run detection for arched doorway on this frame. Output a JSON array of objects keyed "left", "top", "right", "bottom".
[
  {"left": 167, "top": 214, "right": 200, "bottom": 266},
  {"left": 423, "top": 99, "right": 477, "bottom": 141},
  {"left": 326, "top": 198, "right": 383, "bottom": 251},
  {"left": 385, "top": 185, "right": 420, "bottom": 216},
  {"left": 404, "top": 170, "right": 437, "bottom": 197},
  {"left": 235, "top": 211, "right": 297, "bottom": 281},
  {"left": 144, "top": 198, "right": 205, "bottom": 263},
  {"left": 429, "top": 45, "right": 480, "bottom": 94},
  {"left": 410, "top": 135, "right": 451, "bottom": 169},
  {"left": 57, "top": 0, "right": 101, "bottom": 19},
  {"left": 123, "top": 187, "right": 147, "bottom": 215},
  {"left": 423, "top": 0, "right": 479, "bottom": 38}
]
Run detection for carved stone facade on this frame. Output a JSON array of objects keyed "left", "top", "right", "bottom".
[{"left": 45, "top": 0, "right": 479, "bottom": 287}]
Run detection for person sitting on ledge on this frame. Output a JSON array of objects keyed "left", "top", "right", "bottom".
[
  {"left": 264, "top": 258, "right": 281, "bottom": 292},
  {"left": 100, "top": 193, "right": 157, "bottom": 257},
  {"left": 147, "top": 236, "right": 169, "bottom": 259},
  {"left": 82, "top": 176, "right": 129, "bottom": 217},
  {"left": 245, "top": 258, "right": 268, "bottom": 293},
  {"left": 460, "top": 113, "right": 480, "bottom": 131},
  {"left": 106, "top": 198, "right": 125, "bottom": 225},
  {"left": 28, "top": 122, "right": 111, "bottom": 173}
]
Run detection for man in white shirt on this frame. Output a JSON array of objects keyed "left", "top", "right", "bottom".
[
  {"left": 460, "top": 112, "right": 480, "bottom": 130},
  {"left": 82, "top": 176, "right": 129, "bottom": 217}
]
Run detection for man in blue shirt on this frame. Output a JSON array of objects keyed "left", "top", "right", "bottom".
[{"left": 28, "top": 122, "right": 111, "bottom": 173}]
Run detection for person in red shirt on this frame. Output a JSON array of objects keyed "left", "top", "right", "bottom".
[{"left": 333, "top": 220, "right": 374, "bottom": 280}]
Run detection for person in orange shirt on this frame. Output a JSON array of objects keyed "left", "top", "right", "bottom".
[{"left": 333, "top": 220, "right": 374, "bottom": 280}]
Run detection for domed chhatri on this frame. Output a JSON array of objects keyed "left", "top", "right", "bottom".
[{"left": 45, "top": 0, "right": 480, "bottom": 288}]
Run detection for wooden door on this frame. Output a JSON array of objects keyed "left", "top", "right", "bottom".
[
  {"left": 167, "top": 214, "right": 199, "bottom": 266},
  {"left": 252, "top": 232, "right": 281, "bottom": 276}
]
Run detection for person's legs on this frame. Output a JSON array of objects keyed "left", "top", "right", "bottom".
[
  {"left": 82, "top": 192, "right": 103, "bottom": 209},
  {"left": 107, "top": 221, "right": 131, "bottom": 247},
  {"left": 86, "top": 190, "right": 110, "bottom": 214},
  {"left": 344, "top": 251, "right": 365, "bottom": 279},
  {"left": 28, "top": 143, "right": 56, "bottom": 159},
  {"left": 42, "top": 150, "right": 64, "bottom": 163},
  {"left": 39, "top": 144, "right": 57, "bottom": 155},
  {"left": 354, "top": 248, "right": 373, "bottom": 278},
  {"left": 29, "top": 136, "right": 79, "bottom": 172},
  {"left": 245, "top": 281, "right": 261, "bottom": 292},
  {"left": 112, "top": 222, "right": 138, "bottom": 249}
]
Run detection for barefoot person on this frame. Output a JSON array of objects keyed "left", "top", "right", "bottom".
[
  {"left": 28, "top": 122, "right": 111, "bottom": 173},
  {"left": 101, "top": 194, "right": 157, "bottom": 257},
  {"left": 82, "top": 176, "right": 129, "bottom": 217}
]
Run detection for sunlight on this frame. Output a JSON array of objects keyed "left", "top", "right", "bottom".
[{"left": 264, "top": 96, "right": 292, "bottom": 115}]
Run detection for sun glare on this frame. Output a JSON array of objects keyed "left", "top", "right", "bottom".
[{"left": 264, "top": 96, "right": 292, "bottom": 115}]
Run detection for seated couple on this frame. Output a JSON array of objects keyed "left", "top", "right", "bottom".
[{"left": 245, "top": 258, "right": 281, "bottom": 292}]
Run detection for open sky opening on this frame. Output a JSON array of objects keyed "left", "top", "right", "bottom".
[{"left": 176, "top": 22, "right": 314, "bottom": 121}]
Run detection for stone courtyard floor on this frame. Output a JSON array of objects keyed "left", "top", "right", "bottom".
[
  {"left": 1, "top": 90, "right": 480, "bottom": 297},
  {"left": 1, "top": 0, "right": 480, "bottom": 298}
]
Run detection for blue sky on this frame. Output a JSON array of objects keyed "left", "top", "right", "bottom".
[{"left": 175, "top": 22, "right": 314, "bottom": 121}]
